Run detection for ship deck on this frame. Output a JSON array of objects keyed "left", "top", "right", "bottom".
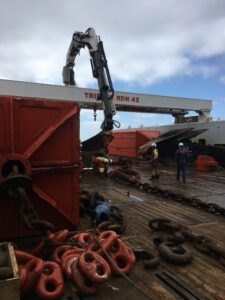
[
  {"left": 78, "top": 163, "right": 225, "bottom": 300},
  {"left": 18, "top": 162, "right": 225, "bottom": 300}
]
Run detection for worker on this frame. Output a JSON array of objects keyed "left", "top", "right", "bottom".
[
  {"left": 91, "top": 192, "right": 110, "bottom": 226},
  {"left": 149, "top": 143, "right": 159, "bottom": 179},
  {"left": 175, "top": 142, "right": 188, "bottom": 183},
  {"left": 92, "top": 155, "right": 112, "bottom": 176}
]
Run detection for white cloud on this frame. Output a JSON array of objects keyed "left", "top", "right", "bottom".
[{"left": 0, "top": 0, "right": 225, "bottom": 87}]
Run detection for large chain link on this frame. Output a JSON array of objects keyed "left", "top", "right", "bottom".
[
  {"left": 1, "top": 164, "right": 54, "bottom": 236},
  {"left": 149, "top": 218, "right": 225, "bottom": 268},
  {"left": 15, "top": 186, "right": 54, "bottom": 235}
]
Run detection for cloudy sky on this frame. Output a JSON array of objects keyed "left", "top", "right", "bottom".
[{"left": 0, "top": 0, "right": 225, "bottom": 140}]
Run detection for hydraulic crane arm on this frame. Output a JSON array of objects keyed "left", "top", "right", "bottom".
[{"left": 63, "top": 27, "right": 117, "bottom": 132}]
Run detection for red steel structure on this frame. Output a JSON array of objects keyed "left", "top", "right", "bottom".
[
  {"left": 108, "top": 130, "right": 160, "bottom": 158},
  {"left": 0, "top": 96, "right": 81, "bottom": 239}
]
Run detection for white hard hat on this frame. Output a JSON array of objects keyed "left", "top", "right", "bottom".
[
  {"left": 179, "top": 142, "right": 184, "bottom": 147},
  {"left": 151, "top": 143, "right": 156, "bottom": 147}
]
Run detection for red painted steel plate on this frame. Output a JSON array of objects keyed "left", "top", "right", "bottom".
[
  {"left": 0, "top": 97, "right": 81, "bottom": 239},
  {"left": 108, "top": 130, "right": 160, "bottom": 158}
]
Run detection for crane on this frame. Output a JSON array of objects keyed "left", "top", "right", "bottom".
[{"left": 62, "top": 27, "right": 118, "bottom": 135}]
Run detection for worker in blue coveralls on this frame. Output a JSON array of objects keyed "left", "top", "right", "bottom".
[
  {"left": 91, "top": 192, "right": 110, "bottom": 226},
  {"left": 175, "top": 142, "right": 188, "bottom": 183}
]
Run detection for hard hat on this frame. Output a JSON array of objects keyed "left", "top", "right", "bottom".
[
  {"left": 151, "top": 143, "right": 156, "bottom": 147},
  {"left": 179, "top": 142, "right": 184, "bottom": 147}
]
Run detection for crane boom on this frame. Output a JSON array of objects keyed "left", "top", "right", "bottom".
[{"left": 63, "top": 27, "right": 116, "bottom": 132}]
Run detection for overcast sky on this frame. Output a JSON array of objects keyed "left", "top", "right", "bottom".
[{"left": 0, "top": 0, "right": 225, "bottom": 140}]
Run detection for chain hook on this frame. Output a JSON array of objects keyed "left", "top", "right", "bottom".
[{"left": 93, "top": 107, "right": 97, "bottom": 121}]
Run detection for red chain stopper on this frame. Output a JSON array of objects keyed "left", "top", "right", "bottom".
[
  {"left": 35, "top": 261, "right": 64, "bottom": 300},
  {"left": 78, "top": 251, "right": 111, "bottom": 283}
]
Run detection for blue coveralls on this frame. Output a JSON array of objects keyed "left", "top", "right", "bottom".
[
  {"left": 175, "top": 148, "right": 188, "bottom": 183},
  {"left": 92, "top": 200, "right": 110, "bottom": 226}
]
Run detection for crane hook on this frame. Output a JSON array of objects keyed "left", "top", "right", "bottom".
[{"left": 93, "top": 107, "right": 97, "bottom": 121}]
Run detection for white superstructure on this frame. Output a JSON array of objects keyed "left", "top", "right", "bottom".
[
  {"left": 138, "top": 120, "right": 225, "bottom": 146},
  {"left": 0, "top": 79, "right": 212, "bottom": 122},
  {"left": 0, "top": 78, "right": 222, "bottom": 145}
]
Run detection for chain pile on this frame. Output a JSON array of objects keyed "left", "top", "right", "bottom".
[{"left": 149, "top": 218, "right": 225, "bottom": 268}]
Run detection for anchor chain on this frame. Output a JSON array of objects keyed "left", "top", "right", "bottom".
[
  {"left": 15, "top": 186, "right": 54, "bottom": 235},
  {"left": 110, "top": 167, "right": 225, "bottom": 218},
  {"left": 149, "top": 218, "right": 225, "bottom": 268},
  {"left": 0, "top": 164, "right": 54, "bottom": 236}
]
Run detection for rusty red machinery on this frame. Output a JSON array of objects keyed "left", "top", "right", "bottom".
[
  {"left": 0, "top": 96, "right": 81, "bottom": 239},
  {"left": 108, "top": 129, "right": 160, "bottom": 158},
  {"left": 195, "top": 154, "right": 219, "bottom": 172}
]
